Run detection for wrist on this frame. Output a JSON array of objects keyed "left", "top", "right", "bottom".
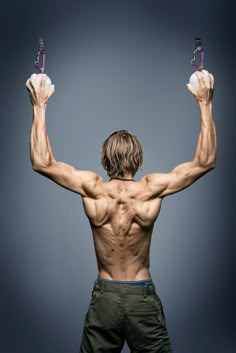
[
  {"left": 33, "top": 105, "right": 46, "bottom": 113},
  {"left": 199, "top": 101, "right": 212, "bottom": 111}
]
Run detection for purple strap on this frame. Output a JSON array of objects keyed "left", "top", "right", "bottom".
[
  {"left": 35, "top": 50, "right": 46, "bottom": 73},
  {"left": 191, "top": 48, "right": 204, "bottom": 71},
  {"left": 191, "top": 38, "right": 204, "bottom": 71},
  {"left": 35, "top": 38, "right": 46, "bottom": 73}
]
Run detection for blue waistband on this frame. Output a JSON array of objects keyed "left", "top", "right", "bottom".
[{"left": 96, "top": 278, "right": 153, "bottom": 286}]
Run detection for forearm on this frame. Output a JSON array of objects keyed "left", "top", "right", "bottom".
[
  {"left": 30, "top": 106, "right": 55, "bottom": 170},
  {"left": 194, "top": 102, "right": 217, "bottom": 168}
]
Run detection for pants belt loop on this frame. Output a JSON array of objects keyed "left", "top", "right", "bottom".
[
  {"left": 144, "top": 285, "right": 147, "bottom": 299},
  {"left": 100, "top": 281, "right": 104, "bottom": 294}
]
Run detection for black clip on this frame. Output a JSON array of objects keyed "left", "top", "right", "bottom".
[{"left": 195, "top": 37, "right": 202, "bottom": 51}]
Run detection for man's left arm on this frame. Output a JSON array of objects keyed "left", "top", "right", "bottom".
[{"left": 143, "top": 72, "right": 217, "bottom": 198}]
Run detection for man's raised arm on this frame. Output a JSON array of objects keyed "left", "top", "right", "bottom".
[
  {"left": 26, "top": 74, "right": 102, "bottom": 197},
  {"left": 144, "top": 71, "right": 217, "bottom": 198}
]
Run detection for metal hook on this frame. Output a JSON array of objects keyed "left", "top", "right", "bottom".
[
  {"left": 191, "top": 37, "right": 204, "bottom": 71},
  {"left": 35, "top": 37, "right": 46, "bottom": 73}
]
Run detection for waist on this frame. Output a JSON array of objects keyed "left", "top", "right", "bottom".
[
  {"left": 96, "top": 278, "right": 153, "bottom": 286},
  {"left": 94, "top": 278, "right": 156, "bottom": 295}
]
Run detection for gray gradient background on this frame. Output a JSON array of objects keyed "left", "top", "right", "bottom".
[{"left": 0, "top": 0, "right": 234, "bottom": 352}]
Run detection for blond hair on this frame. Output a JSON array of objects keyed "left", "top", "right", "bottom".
[{"left": 101, "top": 130, "right": 143, "bottom": 177}]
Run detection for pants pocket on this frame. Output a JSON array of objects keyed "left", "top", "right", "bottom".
[{"left": 148, "top": 293, "right": 167, "bottom": 326}]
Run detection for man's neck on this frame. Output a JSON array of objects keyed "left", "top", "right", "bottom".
[
  {"left": 110, "top": 174, "right": 134, "bottom": 181},
  {"left": 110, "top": 177, "right": 134, "bottom": 181}
]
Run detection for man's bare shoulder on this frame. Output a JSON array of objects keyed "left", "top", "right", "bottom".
[
  {"left": 141, "top": 173, "right": 172, "bottom": 185},
  {"left": 77, "top": 170, "right": 105, "bottom": 197},
  {"left": 95, "top": 174, "right": 165, "bottom": 200},
  {"left": 82, "top": 172, "right": 168, "bottom": 200},
  {"left": 139, "top": 173, "right": 172, "bottom": 198},
  {"left": 76, "top": 169, "right": 104, "bottom": 182}
]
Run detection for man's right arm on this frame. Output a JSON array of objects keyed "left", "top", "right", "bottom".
[
  {"left": 143, "top": 71, "right": 217, "bottom": 198},
  {"left": 26, "top": 74, "right": 102, "bottom": 198}
]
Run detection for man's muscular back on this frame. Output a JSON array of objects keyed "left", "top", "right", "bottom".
[
  {"left": 26, "top": 71, "right": 216, "bottom": 282},
  {"left": 82, "top": 178, "right": 162, "bottom": 281}
]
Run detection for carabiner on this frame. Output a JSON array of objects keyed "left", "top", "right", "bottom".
[
  {"left": 35, "top": 37, "right": 46, "bottom": 73},
  {"left": 191, "top": 37, "right": 204, "bottom": 71}
]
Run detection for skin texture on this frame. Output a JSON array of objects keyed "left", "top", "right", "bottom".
[{"left": 26, "top": 71, "right": 217, "bottom": 281}]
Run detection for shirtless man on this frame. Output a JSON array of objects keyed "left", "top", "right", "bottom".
[{"left": 26, "top": 71, "right": 216, "bottom": 353}]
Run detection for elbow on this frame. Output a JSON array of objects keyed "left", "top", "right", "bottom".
[
  {"left": 194, "top": 157, "right": 216, "bottom": 171},
  {"left": 32, "top": 162, "right": 44, "bottom": 173},
  {"left": 31, "top": 154, "right": 54, "bottom": 173},
  {"left": 207, "top": 162, "right": 216, "bottom": 171},
  {"left": 211, "top": 160, "right": 216, "bottom": 169},
  {"left": 208, "top": 155, "right": 217, "bottom": 170},
  {"left": 32, "top": 164, "right": 41, "bottom": 173},
  {"left": 31, "top": 160, "right": 51, "bottom": 173},
  {"left": 204, "top": 159, "right": 216, "bottom": 171}
]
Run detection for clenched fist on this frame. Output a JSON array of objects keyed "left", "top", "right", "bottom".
[
  {"left": 187, "top": 70, "right": 214, "bottom": 104},
  {"left": 26, "top": 73, "right": 55, "bottom": 108}
]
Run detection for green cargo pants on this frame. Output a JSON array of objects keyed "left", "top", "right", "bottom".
[{"left": 80, "top": 279, "right": 172, "bottom": 353}]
